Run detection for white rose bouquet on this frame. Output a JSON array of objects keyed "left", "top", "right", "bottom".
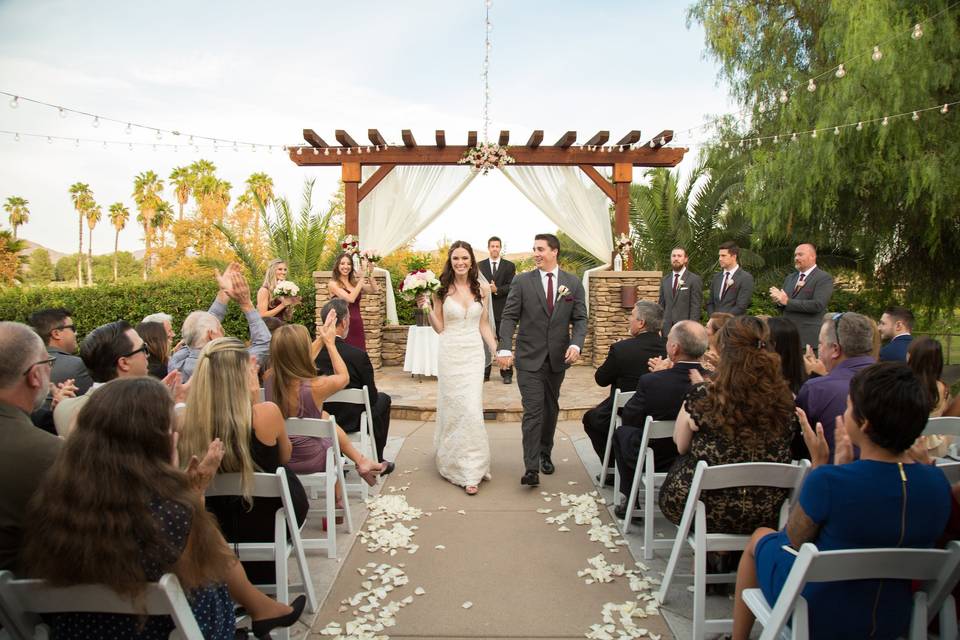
[
  {"left": 273, "top": 280, "right": 300, "bottom": 297},
  {"left": 399, "top": 269, "right": 441, "bottom": 307}
]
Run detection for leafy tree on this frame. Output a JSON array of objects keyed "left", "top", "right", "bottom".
[
  {"left": 68, "top": 182, "right": 93, "bottom": 286},
  {"left": 4, "top": 196, "right": 29, "bottom": 239},
  {"left": 0, "top": 231, "right": 25, "bottom": 286},
  {"left": 687, "top": 0, "right": 960, "bottom": 310},
  {"left": 132, "top": 170, "right": 164, "bottom": 280},
  {"left": 26, "top": 248, "right": 53, "bottom": 284},
  {"left": 108, "top": 202, "right": 130, "bottom": 282}
]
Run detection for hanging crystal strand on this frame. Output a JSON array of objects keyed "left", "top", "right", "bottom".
[{"left": 482, "top": 0, "right": 492, "bottom": 144}]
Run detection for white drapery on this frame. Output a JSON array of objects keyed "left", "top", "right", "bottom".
[
  {"left": 359, "top": 165, "right": 477, "bottom": 323},
  {"left": 501, "top": 165, "right": 614, "bottom": 303}
]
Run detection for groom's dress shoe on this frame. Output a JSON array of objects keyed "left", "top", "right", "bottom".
[
  {"left": 502, "top": 375, "right": 512, "bottom": 384},
  {"left": 540, "top": 454, "right": 555, "bottom": 475},
  {"left": 521, "top": 470, "right": 540, "bottom": 486}
]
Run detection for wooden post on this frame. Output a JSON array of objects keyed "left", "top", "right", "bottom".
[
  {"left": 343, "top": 162, "right": 361, "bottom": 236},
  {"left": 613, "top": 163, "right": 633, "bottom": 269}
]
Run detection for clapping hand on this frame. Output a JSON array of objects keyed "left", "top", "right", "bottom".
[
  {"left": 162, "top": 370, "right": 190, "bottom": 404},
  {"left": 214, "top": 262, "right": 240, "bottom": 293},
  {"left": 185, "top": 438, "right": 225, "bottom": 492},
  {"left": 769, "top": 286, "right": 788, "bottom": 305},
  {"left": 834, "top": 416, "right": 855, "bottom": 465},
  {"left": 648, "top": 356, "right": 672, "bottom": 372},
  {"left": 317, "top": 308, "right": 338, "bottom": 346},
  {"left": 797, "top": 407, "right": 830, "bottom": 467},
  {"left": 50, "top": 379, "right": 78, "bottom": 409},
  {"left": 803, "top": 345, "right": 826, "bottom": 377}
]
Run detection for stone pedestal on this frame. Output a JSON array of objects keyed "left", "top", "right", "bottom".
[
  {"left": 381, "top": 325, "right": 408, "bottom": 367},
  {"left": 313, "top": 270, "right": 387, "bottom": 369},
  {"left": 586, "top": 270, "right": 661, "bottom": 366}
]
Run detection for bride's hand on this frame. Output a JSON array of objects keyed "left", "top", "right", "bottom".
[{"left": 480, "top": 282, "right": 491, "bottom": 298}]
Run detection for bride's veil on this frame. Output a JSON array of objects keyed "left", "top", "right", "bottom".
[{"left": 476, "top": 271, "right": 497, "bottom": 368}]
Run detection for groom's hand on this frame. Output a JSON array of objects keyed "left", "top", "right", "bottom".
[
  {"left": 497, "top": 354, "right": 513, "bottom": 369},
  {"left": 564, "top": 346, "right": 580, "bottom": 364}
]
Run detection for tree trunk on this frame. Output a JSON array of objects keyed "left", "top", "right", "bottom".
[
  {"left": 113, "top": 230, "right": 119, "bottom": 282},
  {"left": 178, "top": 200, "right": 184, "bottom": 221},
  {"left": 12, "top": 226, "right": 17, "bottom": 240},
  {"left": 77, "top": 215, "right": 83, "bottom": 287},
  {"left": 142, "top": 218, "right": 152, "bottom": 281},
  {"left": 86, "top": 230, "right": 93, "bottom": 286}
]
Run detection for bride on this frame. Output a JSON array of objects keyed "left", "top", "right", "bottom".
[{"left": 418, "top": 241, "right": 498, "bottom": 495}]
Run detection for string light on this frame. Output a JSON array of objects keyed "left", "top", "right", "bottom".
[
  {"left": 872, "top": 46, "right": 883, "bottom": 61},
  {"left": 856, "top": 121, "right": 864, "bottom": 131},
  {"left": 942, "top": 103, "right": 950, "bottom": 114},
  {"left": 834, "top": 126, "right": 840, "bottom": 135},
  {"left": 882, "top": 116, "right": 889, "bottom": 126},
  {"left": 296, "top": 147, "right": 303, "bottom": 155},
  {"left": 835, "top": 64, "right": 846, "bottom": 79},
  {"left": 810, "top": 129, "right": 817, "bottom": 138},
  {"left": 9, "top": 96, "right": 18, "bottom": 109},
  {"left": 58, "top": 107, "right": 66, "bottom": 118},
  {"left": 779, "top": 90, "right": 789, "bottom": 104},
  {"left": 912, "top": 23, "right": 924, "bottom": 39},
  {"left": 807, "top": 79, "right": 817, "bottom": 92},
  {"left": 912, "top": 111, "right": 919, "bottom": 121},
  {"left": 481, "top": 0, "right": 493, "bottom": 142},
  {"left": 324, "top": 148, "right": 330, "bottom": 156},
  {"left": 92, "top": 116, "right": 100, "bottom": 128},
  {"left": 125, "top": 123, "right": 132, "bottom": 135}
]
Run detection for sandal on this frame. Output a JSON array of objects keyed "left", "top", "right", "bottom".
[
  {"left": 359, "top": 461, "right": 389, "bottom": 487},
  {"left": 465, "top": 485, "right": 479, "bottom": 495}
]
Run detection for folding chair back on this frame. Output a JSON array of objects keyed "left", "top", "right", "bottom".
[
  {"left": 0, "top": 571, "right": 204, "bottom": 640},
  {"left": 924, "top": 417, "right": 960, "bottom": 456},
  {"left": 744, "top": 541, "right": 960, "bottom": 640},
  {"left": 325, "top": 386, "right": 377, "bottom": 500},
  {"left": 657, "top": 460, "right": 810, "bottom": 640},
  {"left": 938, "top": 461, "right": 960, "bottom": 485},
  {"left": 597, "top": 388, "right": 634, "bottom": 489},
  {"left": 622, "top": 418, "right": 675, "bottom": 561}
]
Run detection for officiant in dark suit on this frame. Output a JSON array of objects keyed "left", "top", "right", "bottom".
[
  {"left": 769, "top": 243, "right": 834, "bottom": 352},
  {"left": 478, "top": 236, "right": 516, "bottom": 383},
  {"left": 657, "top": 247, "right": 703, "bottom": 335}
]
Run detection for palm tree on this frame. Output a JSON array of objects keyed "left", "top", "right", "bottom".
[
  {"left": 132, "top": 170, "right": 164, "bottom": 280},
  {"left": 3, "top": 196, "right": 30, "bottom": 239},
  {"left": 246, "top": 172, "right": 274, "bottom": 240},
  {"left": 154, "top": 201, "right": 174, "bottom": 249},
  {"left": 108, "top": 202, "right": 129, "bottom": 282},
  {"left": 168, "top": 166, "right": 193, "bottom": 221},
  {"left": 68, "top": 182, "right": 93, "bottom": 286},
  {"left": 84, "top": 202, "right": 102, "bottom": 285}
]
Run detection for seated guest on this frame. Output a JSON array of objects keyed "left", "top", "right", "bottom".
[
  {"left": 796, "top": 312, "right": 875, "bottom": 459},
  {"left": 0, "top": 322, "right": 62, "bottom": 571},
  {"left": 766, "top": 317, "right": 807, "bottom": 395},
  {"left": 731, "top": 363, "right": 951, "bottom": 640},
  {"left": 169, "top": 264, "right": 270, "bottom": 382},
  {"left": 27, "top": 307, "right": 93, "bottom": 399},
  {"left": 581, "top": 301, "right": 666, "bottom": 464},
  {"left": 908, "top": 337, "right": 952, "bottom": 457},
  {"left": 878, "top": 305, "right": 914, "bottom": 361},
  {"left": 316, "top": 298, "right": 393, "bottom": 462},
  {"left": 136, "top": 320, "right": 172, "bottom": 379},
  {"left": 141, "top": 312, "right": 176, "bottom": 342},
  {"left": 53, "top": 320, "right": 151, "bottom": 435},
  {"left": 701, "top": 312, "right": 733, "bottom": 372},
  {"left": 659, "top": 316, "right": 797, "bottom": 533},
  {"left": 22, "top": 378, "right": 305, "bottom": 639},
  {"left": 611, "top": 320, "right": 708, "bottom": 518}
]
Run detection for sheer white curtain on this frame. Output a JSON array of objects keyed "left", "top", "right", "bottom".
[
  {"left": 359, "top": 165, "right": 477, "bottom": 323},
  {"left": 502, "top": 165, "right": 613, "bottom": 303}
]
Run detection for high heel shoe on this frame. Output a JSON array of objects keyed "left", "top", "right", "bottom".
[{"left": 251, "top": 594, "right": 306, "bottom": 639}]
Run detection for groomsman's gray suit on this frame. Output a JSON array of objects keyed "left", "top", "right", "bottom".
[
  {"left": 706, "top": 268, "right": 754, "bottom": 316},
  {"left": 778, "top": 267, "right": 834, "bottom": 351},
  {"left": 498, "top": 268, "right": 588, "bottom": 472},
  {"left": 658, "top": 269, "right": 703, "bottom": 336}
]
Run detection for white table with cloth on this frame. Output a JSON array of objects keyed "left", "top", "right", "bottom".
[{"left": 403, "top": 326, "right": 440, "bottom": 376}]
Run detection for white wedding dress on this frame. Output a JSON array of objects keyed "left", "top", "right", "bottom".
[{"left": 434, "top": 296, "right": 491, "bottom": 487}]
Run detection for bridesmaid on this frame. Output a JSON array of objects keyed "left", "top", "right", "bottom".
[
  {"left": 328, "top": 252, "right": 379, "bottom": 351},
  {"left": 257, "top": 259, "right": 300, "bottom": 322}
]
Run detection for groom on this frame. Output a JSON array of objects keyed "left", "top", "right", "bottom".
[{"left": 497, "top": 234, "right": 588, "bottom": 487}]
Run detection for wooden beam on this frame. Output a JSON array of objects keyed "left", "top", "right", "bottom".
[
  {"left": 643, "top": 130, "right": 674, "bottom": 149},
  {"left": 527, "top": 130, "right": 544, "bottom": 148},
  {"left": 435, "top": 130, "right": 446, "bottom": 149},
  {"left": 368, "top": 129, "right": 387, "bottom": 147},
  {"left": 289, "top": 144, "right": 688, "bottom": 168},
  {"left": 358, "top": 164, "right": 396, "bottom": 202},
  {"left": 467, "top": 131, "right": 477, "bottom": 147},
  {"left": 335, "top": 130, "right": 359, "bottom": 148},
  {"left": 402, "top": 130, "right": 416, "bottom": 148},
  {"left": 585, "top": 131, "right": 610, "bottom": 147},
  {"left": 303, "top": 129, "right": 329, "bottom": 148},
  {"left": 578, "top": 165, "right": 616, "bottom": 201},
  {"left": 343, "top": 163, "right": 361, "bottom": 236},
  {"left": 615, "top": 130, "right": 642, "bottom": 146},
  {"left": 498, "top": 130, "right": 510, "bottom": 146},
  {"left": 555, "top": 131, "right": 577, "bottom": 149}
]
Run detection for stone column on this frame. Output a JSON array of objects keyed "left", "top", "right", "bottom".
[
  {"left": 587, "top": 271, "right": 661, "bottom": 367},
  {"left": 313, "top": 270, "right": 387, "bottom": 369}
]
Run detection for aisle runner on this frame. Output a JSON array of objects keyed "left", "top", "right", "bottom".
[{"left": 313, "top": 421, "right": 672, "bottom": 640}]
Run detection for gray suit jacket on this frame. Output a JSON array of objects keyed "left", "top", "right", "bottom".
[
  {"left": 779, "top": 267, "right": 834, "bottom": 350},
  {"left": 498, "top": 269, "right": 588, "bottom": 373},
  {"left": 658, "top": 270, "right": 703, "bottom": 335},
  {"left": 706, "top": 268, "right": 754, "bottom": 316}
]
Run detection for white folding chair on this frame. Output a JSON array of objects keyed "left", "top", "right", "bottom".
[
  {"left": 743, "top": 541, "right": 960, "bottom": 640},
  {"left": 0, "top": 571, "right": 204, "bottom": 640},
  {"left": 657, "top": 460, "right": 810, "bottom": 640},
  {"left": 324, "top": 386, "right": 378, "bottom": 502},
  {"left": 937, "top": 460, "right": 960, "bottom": 485},
  {"left": 597, "top": 388, "right": 635, "bottom": 489},
  {"left": 622, "top": 417, "right": 675, "bottom": 560},
  {"left": 205, "top": 468, "right": 317, "bottom": 640},
  {"left": 284, "top": 416, "right": 354, "bottom": 552},
  {"left": 924, "top": 416, "right": 960, "bottom": 457}
]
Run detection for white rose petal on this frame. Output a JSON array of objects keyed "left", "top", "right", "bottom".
[
  {"left": 435, "top": 544, "right": 446, "bottom": 550},
  {"left": 462, "top": 601, "right": 473, "bottom": 609},
  {"left": 457, "top": 509, "right": 467, "bottom": 515},
  {"left": 414, "top": 587, "right": 426, "bottom": 595}
]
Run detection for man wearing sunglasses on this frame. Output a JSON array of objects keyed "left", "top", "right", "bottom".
[{"left": 26, "top": 307, "right": 93, "bottom": 401}]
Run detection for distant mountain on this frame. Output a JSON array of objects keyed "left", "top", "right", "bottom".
[{"left": 17, "top": 238, "right": 145, "bottom": 261}]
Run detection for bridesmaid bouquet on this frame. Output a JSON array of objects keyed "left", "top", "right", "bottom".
[
  {"left": 399, "top": 269, "right": 441, "bottom": 307},
  {"left": 360, "top": 248, "right": 382, "bottom": 264},
  {"left": 273, "top": 280, "right": 300, "bottom": 297}
]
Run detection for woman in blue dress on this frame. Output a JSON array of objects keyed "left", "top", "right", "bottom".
[{"left": 731, "top": 361, "right": 952, "bottom": 640}]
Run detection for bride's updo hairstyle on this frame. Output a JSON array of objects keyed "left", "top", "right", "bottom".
[{"left": 438, "top": 240, "right": 482, "bottom": 302}]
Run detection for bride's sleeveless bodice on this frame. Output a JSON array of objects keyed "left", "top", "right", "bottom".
[{"left": 434, "top": 296, "right": 491, "bottom": 486}]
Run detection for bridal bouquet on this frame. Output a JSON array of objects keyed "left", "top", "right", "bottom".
[
  {"left": 273, "top": 280, "right": 300, "bottom": 298},
  {"left": 340, "top": 235, "right": 360, "bottom": 255},
  {"left": 459, "top": 142, "right": 515, "bottom": 175},
  {"left": 360, "top": 248, "right": 382, "bottom": 264},
  {"left": 399, "top": 269, "right": 441, "bottom": 306}
]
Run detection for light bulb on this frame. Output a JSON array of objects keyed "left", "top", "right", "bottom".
[
  {"left": 773, "top": 135, "right": 779, "bottom": 143},
  {"left": 758, "top": 102, "right": 766, "bottom": 114},
  {"left": 834, "top": 127, "right": 840, "bottom": 136},
  {"left": 856, "top": 121, "right": 863, "bottom": 131},
  {"left": 296, "top": 147, "right": 303, "bottom": 155},
  {"left": 912, "top": 23, "right": 923, "bottom": 39},
  {"left": 92, "top": 116, "right": 100, "bottom": 128},
  {"left": 9, "top": 96, "right": 19, "bottom": 109},
  {"left": 324, "top": 148, "right": 330, "bottom": 156},
  {"left": 125, "top": 123, "right": 132, "bottom": 135},
  {"left": 153, "top": 144, "right": 157, "bottom": 152},
  {"left": 738, "top": 139, "right": 744, "bottom": 148},
  {"left": 74, "top": 138, "right": 79, "bottom": 147},
  {"left": 791, "top": 133, "right": 797, "bottom": 142},
  {"left": 659, "top": 136, "right": 666, "bottom": 146},
  {"left": 313, "top": 148, "right": 319, "bottom": 155},
  {"left": 367, "top": 146, "right": 372, "bottom": 153},
  {"left": 835, "top": 64, "right": 846, "bottom": 79},
  {"left": 336, "top": 148, "right": 341, "bottom": 155},
  {"left": 174, "top": 145, "right": 178, "bottom": 152},
  {"left": 103, "top": 141, "right": 107, "bottom": 149},
  {"left": 807, "top": 79, "right": 816, "bottom": 92},
  {"left": 882, "top": 116, "right": 889, "bottom": 126},
  {"left": 779, "top": 90, "right": 788, "bottom": 103},
  {"left": 128, "top": 143, "right": 133, "bottom": 151},
  {"left": 46, "top": 136, "right": 52, "bottom": 144},
  {"left": 58, "top": 107, "right": 66, "bottom": 119},
  {"left": 233, "top": 143, "right": 238, "bottom": 152},
  {"left": 347, "top": 147, "right": 352, "bottom": 154},
  {"left": 188, "top": 135, "right": 194, "bottom": 145},
  {"left": 912, "top": 111, "right": 919, "bottom": 121},
  {"left": 156, "top": 130, "right": 162, "bottom": 140},
  {"left": 14, "top": 133, "right": 20, "bottom": 142},
  {"left": 649, "top": 140, "right": 655, "bottom": 148},
  {"left": 251, "top": 145, "right": 256, "bottom": 153},
  {"left": 942, "top": 103, "right": 949, "bottom": 114},
  {"left": 872, "top": 46, "right": 882, "bottom": 61},
  {"left": 811, "top": 129, "right": 817, "bottom": 138}
]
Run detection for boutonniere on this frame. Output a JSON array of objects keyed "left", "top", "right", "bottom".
[
  {"left": 678, "top": 279, "right": 685, "bottom": 287},
  {"left": 556, "top": 285, "right": 570, "bottom": 300},
  {"left": 795, "top": 278, "right": 806, "bottom": 289}
]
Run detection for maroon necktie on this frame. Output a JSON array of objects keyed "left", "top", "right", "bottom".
[
  {"left": 546, "top": 272, "right": 555, "bottom": 314},
  {"left": 672, "top": 273, "right": 680, "bottom": 296},
  {"left": 793, "top": 272, "right": 806, "bottom": 296},
  {"left": 720, "top": 271, "right": 730, "bottom": 298}
]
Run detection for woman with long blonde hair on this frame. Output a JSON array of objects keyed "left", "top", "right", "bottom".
[
  {"left": 328, "top": 252, "right": 379, "bottom": 350},
  {"left": 257, "top": 258, "right": 300, "bottom": 322}
]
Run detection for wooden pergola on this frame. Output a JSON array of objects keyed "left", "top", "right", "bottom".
[{"left": 288, "top": 128, "right": 687, "bottom": 259}]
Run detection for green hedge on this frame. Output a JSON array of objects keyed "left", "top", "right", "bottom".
[{"left": 0, "top": 276, "right": 318, "bottom": 340}]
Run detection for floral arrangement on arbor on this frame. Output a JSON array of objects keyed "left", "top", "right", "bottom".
[
  {"left": 272, "top": 280, "right": 300, "bottom": 297},
  {"left": 459, "top": 142, "right": 515, "bottom": 175},
  {"left": 340, "top": 234, "right": 359, "bottom": 254},
  {"left": 615, "top": 233, "right": 633, "bottom": 256}
]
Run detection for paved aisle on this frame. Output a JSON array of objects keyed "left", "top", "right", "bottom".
[{"left": 310, "top": 421, "right": 672, "bottom": 640}]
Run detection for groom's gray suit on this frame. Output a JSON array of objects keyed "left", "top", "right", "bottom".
[{"left": 498, "top": 268, "right": 588, "bottom": 472}]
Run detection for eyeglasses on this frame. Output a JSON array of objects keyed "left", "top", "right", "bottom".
[
  {"left": 121, "top": 343, "right": 149, "bottom": 358},
  {"left": 54, "top": 324, "right": 76, "bottom": 332},
  {"left": 22, "top": 356, "right": 56, "bottom": 376},
  {"left": 831, "top": 312, "right": 845, "bottom": 349}
]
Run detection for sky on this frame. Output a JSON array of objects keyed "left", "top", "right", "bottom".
[{"left": 0, "top": 0, "right": 734, "bottom": 257}]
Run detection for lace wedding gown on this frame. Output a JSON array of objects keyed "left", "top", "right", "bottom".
[{"left": 434, "top": 296, "right": 491, "bottom": 487}]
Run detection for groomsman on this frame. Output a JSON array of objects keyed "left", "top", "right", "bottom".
[
  {"left": 769, "top": 243, "right": 834, "bottom": 352},
  {"left": 657, "top": 247, "right": 703, "bottom": 335},
  {"left": 478, "top": 236, "right": 516, "bottom": 383},
  {"left": 706, "top": 241, "right": 754, "bottom": 316}
]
